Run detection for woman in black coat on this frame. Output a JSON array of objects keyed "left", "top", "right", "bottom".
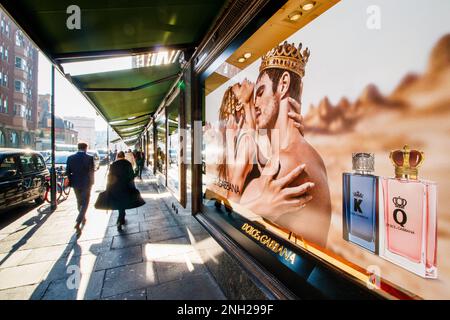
[{"left": 95, "top": 151, "right": 145, "bottom": 230}]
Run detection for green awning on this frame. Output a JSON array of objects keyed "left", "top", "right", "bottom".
[
  {"left": 71, "top": 63, "right": 181, "bottom": 140},
  {"left": 1, "top": 0, "right": 226, "bottom": 63},
  {"left": 1, "top": 0, "right": 227, "bottom": 145}
]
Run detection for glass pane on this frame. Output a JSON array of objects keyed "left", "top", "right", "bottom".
[
  {"left": 20, "top": 154, "right": 37, "bottom": 174},
  {"left": 0, "top": 156, "right": 18, "bottom": 178},
  {"left": 33, "top": 154, "right": 46, "bottom": 171},
  {"left": 167, "top": 98, "right": 180, "bottom": 196},
  {"left": 155, "top": 112, "right": 166, "bottom": 177}
]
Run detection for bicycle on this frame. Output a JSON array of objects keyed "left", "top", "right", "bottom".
[{"left": 44, "top": 169, "right": 71, "bottom": 203}]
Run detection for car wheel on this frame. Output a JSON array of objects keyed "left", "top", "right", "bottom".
[{"left": 35, "top": 192, "right": 45, "bottom": 205}]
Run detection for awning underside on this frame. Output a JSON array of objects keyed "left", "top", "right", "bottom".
[
  {"left": 72, "top": 63, "right": 181, "bottom": 141},
  {"left": 1, "top": 0, "right": 227, "bottom": 145},
  {"left": 2, "top": 0, "right": 225, "bottom": 62}
]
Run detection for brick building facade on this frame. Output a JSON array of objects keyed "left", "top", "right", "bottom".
[{"left": 0, "top": 8, "right": 38, "bottom": 148}]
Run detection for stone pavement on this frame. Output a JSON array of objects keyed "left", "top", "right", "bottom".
[{"left": 0, "top": 167, "right": 226, "bottom": 300}]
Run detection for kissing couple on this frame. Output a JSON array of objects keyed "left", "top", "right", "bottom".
[{"left": 210, "top": 41, "right": 332, "bottom": 247}]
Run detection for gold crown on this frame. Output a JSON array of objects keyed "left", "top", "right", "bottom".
[
  {"left": 223, "top": 87, "right": 244, "bottom": 117},
  {"left": 260, "top": 41, "right": 310, "bottom": 77},
  {"left": 389, "top": 145, "right": 425, "bottom": 180}
]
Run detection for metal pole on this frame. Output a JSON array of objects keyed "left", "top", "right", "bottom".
[
  {"left": 50, "top": 66, "right": 57, "bottom": 210},
  {"left": 106, "top": 125, "right": 110, "bottom": 165}
]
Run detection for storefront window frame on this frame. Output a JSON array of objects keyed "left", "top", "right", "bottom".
[
  {"left": 189, "top": 0, "right": 410, "bottom": 300},
  {"left": 155, "top": 109, "right": 167, "bottom": 186}
]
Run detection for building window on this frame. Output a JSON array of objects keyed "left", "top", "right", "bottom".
[
  {"left": 5, "top": 48, "right": 8, "bottom": 62},
  {"left": 0, "top": 20, "right": 4, "bottom": 34},
  {"left": 23, "top": 133, "right": 31, "bottom": 146},
  {"left": 10, "top": 131, "right": 18, "bottom": 147},
  {"left": 0, "top": 130, "right": 5, "bottom": 147},
  {"left": 2, "top": 73, "right": 7, "bottom": 87},
  {"left": 4, "top": 97, "right": 7, "bottom": 113},
  {"left": 15, "top": 56, "right": 26, "bottom": 70},
  {"left": 13, "top": 104, "right": 26, "bottom": 118},
  {"left": 15, "top": 30, "right": 24, "bottom": 47},
  {"left": 14, "top": 80, "right": 25, "bottom": 93}
]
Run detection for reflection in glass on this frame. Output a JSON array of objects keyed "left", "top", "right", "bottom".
[
  {"left": 167, "top": 101, "right": 180, "bottom": 196},
  {"left": 156, "top": 113, "right": 166, "bottom": 177},
  {"left": 147, "top": 126, "right": 154, "bottom": 170}
]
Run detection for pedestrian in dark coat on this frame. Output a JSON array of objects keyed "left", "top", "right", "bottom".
[
  {"left": 66, "top": 142, "right": 95, "bottom": 236},
  {"left": 95, "top": 151, "right": 145, "bottom": 230},
  {"left": 135, "top": 150, "right": 145, "bottom": 180}
]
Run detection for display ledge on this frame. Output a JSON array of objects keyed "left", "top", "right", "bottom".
[
  {"left": 197, "top": 199, "right": 387, "bottom": 300},
  {"left": 195, "top": 210, "right": 297, "bottom": 300}
]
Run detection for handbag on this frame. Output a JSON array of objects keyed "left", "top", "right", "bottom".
[{"left": 94, "top": 190, "right": 112, "bottom": 210}]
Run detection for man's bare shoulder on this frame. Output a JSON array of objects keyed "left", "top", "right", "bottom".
[{"left": 282, "top": 139, "right": 327, "bottom": 180}]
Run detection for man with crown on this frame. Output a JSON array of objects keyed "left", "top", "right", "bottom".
[{"left": 237, "top": 41, "right": 332, "bottom": 247}]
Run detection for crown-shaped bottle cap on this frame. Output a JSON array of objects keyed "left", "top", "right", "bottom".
[
  {"left": 260, "top": 41, "right": 310, "bottom": 78},
  {"left": 352, "top": 152, "right": 374, "bottom": 173},
  {"left": 390, "top": 145, "right": 424, "bottom": 180}
]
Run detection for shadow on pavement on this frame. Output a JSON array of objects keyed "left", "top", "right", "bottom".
[{"left": 0, "top": 204, "right": 56, "bottom": 267}]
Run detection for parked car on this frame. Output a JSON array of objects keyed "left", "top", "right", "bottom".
[
  {"left": 87, "top": 150, "right": 100, "bottom": 171},
  {"left": 39, "top": 150, "right": 52, "bottom": 161},
  {"left": 45, "top": 151, "right": 72, "bottom": 172},
  {"left": 0, "top": 148, "right": 49, "bottom": 211},
  {"left": 97, "top": 149, "right": 109, "bottom": 166}
]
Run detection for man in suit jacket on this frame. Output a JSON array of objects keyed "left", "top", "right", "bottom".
[{"left": 66, "top": 142, "right": 95, "bottom": 235}]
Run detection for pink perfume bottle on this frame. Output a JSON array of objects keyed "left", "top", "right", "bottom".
[{"left": 381, "top": 145, "right": 437, "bottom": 278}]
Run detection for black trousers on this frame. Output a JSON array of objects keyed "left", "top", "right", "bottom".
[
  {"left": 74, "top": 187, "right": 91, "bottom": 224},
  {"left": 117, "top": 209, "right": 126, "bottom": 225},
  {"left": 137, "top": 164, "right": 144, "bottom": 179}
]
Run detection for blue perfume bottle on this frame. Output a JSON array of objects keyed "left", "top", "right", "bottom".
[{"left": 343, "top": 153, "right": 379, "bottom": 253}]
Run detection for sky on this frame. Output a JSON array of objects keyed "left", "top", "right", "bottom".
[
  {"left": 38, "top": 55, "right": 132, "bottom": 131},
  {"left": 206, "top": 0, "right": 450, "bottom": 122}
]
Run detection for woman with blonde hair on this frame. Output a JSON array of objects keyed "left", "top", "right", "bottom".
[{"left": 214, "top": 79, "right": 311, "bottom": 214}]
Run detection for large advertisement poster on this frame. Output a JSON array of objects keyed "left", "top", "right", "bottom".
[{"left": 203, "top": 0, "right": 450, "bottom": 299}]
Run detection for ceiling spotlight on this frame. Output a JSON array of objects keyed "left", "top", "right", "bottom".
[
  {"left": 243, "top": 52, "right": 252, "bottom": 59},
  {"left": 288, "top": 11, "right": 302, "bottom": 21},
  {"left": 109, "top": 120, "right": 127, "bottom": 125},
  {"left": 302, "top": 1, "right": 315, "bottom": 11},
  {"left": 238, "top": 57, "right": 246, "bottom": 63}
]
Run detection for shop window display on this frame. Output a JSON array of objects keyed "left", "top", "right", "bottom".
[
  {"left": 167, "top": 98, "right": 181, "bottom": 197},
  {"left": 155, "top": 112, "right": 166, "bottom": 180},
  {"left": 202, "top": 0, "right": 450, "bottom": 299}
]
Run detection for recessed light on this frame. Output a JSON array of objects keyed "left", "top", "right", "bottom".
[
  {"left": 302, "top": 1, "right": 315, "bottom": 11},
  {"left": 289, "top": 11, "right": 302, "bottom": 21},
  {"left": 243, "top": 52, "right": 252, "bottom": 59},
  {"left": 238, "top": 57, "right": 246, "bottom": 63},
  {"left": 109, "top": 120, "right": 127, "bottom": 125}
]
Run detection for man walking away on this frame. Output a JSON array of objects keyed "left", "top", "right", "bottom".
[
  {"left": 136, "top": 149, "right": 145, "bottom": 180},
  {"left": 66, "top": 142, "right": 95, "bottom": 236}
]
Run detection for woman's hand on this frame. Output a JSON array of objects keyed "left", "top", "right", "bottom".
[
  {"left": 225, "top": 114, "right": 243, "bottom": 162},
  {"left": 225, "top": 115, "right": 256, "bottom": 201},
  {"left": 244, "top": 162, "right": 314, "bottom": 220},
  {"left": 287, "top": 97, "right": 305, "bottom": 137}
]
